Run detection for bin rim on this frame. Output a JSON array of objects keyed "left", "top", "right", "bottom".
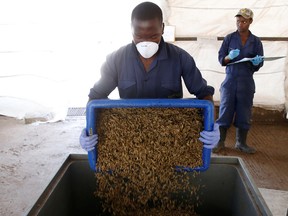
[
  {"left": 85, "top": 98, "right": 214, "bottom": 172},
  {"left": 26, "top": 154, "right": 273, "bottom": 216}
]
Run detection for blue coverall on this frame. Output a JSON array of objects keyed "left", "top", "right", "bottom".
[
  {"left": 89, "top": 37, "right": 214, "bottom": 100},
  {"left": 217, "top": 31, "right": 264, "bottom": 130}
]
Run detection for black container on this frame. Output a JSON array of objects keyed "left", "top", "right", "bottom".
[{"left": 26, "top": 154, "right": 272, "bottom": 216}]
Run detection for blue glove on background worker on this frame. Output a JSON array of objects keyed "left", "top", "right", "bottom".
[
  {"left": 250, "top": 55, "right": 263, "bottom": 66},
  {"left": 228, "top": 49, "right": 240, "bottom": 60},
  {"left": 79, "top": 123, "right": 220, "bottom": 151},
  {"left": 228, "top": 49, "right": 263, "bottom": 66}
]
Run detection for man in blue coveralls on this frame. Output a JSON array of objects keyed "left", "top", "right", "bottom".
[
  {"left": 213, "top": 8, "right": 264, "bottom": 154},
  {"left": 80, "top": 2, "right": 220, "bottom": 151}
]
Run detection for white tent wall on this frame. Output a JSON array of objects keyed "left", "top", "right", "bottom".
[
  {"left": 0, "top": 0, "right": 287, "bottom": 121},
  {"left": 165, "top": 0, "right": 288, "bottom": 113},
  {"left": 166, "top": 0, "right": 288, "bottom": 37},
  {"left": 0, "top": 0, "right": 140, "bottom": 121},
  {"left": 175, "top": 40, "right": 287, "bottom": 109}
]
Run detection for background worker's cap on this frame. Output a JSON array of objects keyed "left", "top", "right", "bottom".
[{"left": 235, "top": 8, "right": 254, "bottom": 19}]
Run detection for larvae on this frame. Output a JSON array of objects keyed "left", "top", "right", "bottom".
[{"left": 94, "top": 108, "right": 204, "bottom": 215}]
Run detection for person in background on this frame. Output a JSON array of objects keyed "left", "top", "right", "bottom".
[
  {"left": 213, "top": 8, "right": 264, "bottom": 154},
  {"left": 80, "top": 1, "right": 220, "bottom": 151}
]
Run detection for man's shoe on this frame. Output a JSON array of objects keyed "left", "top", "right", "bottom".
[
  {"left": 235, "top": 143, "right": 256, "bottom": 154},
  {"left": 212, "top": 141, "right": 225, "bottom": 153},
  {"left": 235, "top": 128, "right": 256, "bottom": 154}
]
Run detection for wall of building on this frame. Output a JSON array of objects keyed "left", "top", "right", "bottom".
[{"left": 0, "top": 0, "right": 287, "bottom": 121}]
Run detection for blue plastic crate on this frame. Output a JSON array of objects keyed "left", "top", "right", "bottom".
[{"left": 85, "top": 98, "right": 214, "bottom": 172}]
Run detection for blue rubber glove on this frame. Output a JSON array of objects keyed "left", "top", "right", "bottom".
[
  {"left": 250, "top": 55, "right": 263, "bottom": 66},
  {"left": 79, "top": 128, "right": 98, "bottom": 151},
  {"left": 228, "top": 49, "right": 240, "bottom": 60},
  {"left": 199, "top": 123, "right": 220, "bottom": 149}
]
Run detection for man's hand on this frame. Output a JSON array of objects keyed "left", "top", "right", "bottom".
[
  {"left": 250, "top": 55, "right": 263, "bottom": 66},
  {"left": 228, "top": 49, "right": 240, "bottom": 60},
  {"left": 202, "top": 95, "right": 213, "bottom": 102},
  {"left": 79, "top": 129, "right": 98, "bottom": 151},
  {"left": 199, "top": 123, "right": 220, "bottom": 149}
]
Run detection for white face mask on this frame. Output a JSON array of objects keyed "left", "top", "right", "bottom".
[{"left": 136, "top": 41, "right": 159, "bottom": 59}]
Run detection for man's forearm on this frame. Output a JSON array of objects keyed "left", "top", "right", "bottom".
[
  {"left": 202, "top": 95, "right": 217, "bottom": 120},
  {"left": 202, "top": 95, "right": 213, "bottom": 102}
]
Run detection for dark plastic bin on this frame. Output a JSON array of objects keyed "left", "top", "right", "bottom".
[{"left": 26, "top": 154, "right": 272, "bottom": 216}]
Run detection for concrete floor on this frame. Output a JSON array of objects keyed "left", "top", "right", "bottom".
[{"left": 0, "top": 115, "right": 287, "bottom": 216}]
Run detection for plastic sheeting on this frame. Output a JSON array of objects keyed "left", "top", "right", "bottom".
[
  {"left": 165, "top": 0, "right": 288, "bottom": 37},
  {"left": 176, "top": 40, "right": 287, "bottom": 110},
  {"left": 165, "top": 0, "right": 288, "bottom": 115},
  {"left": 0, "top": 0, "right": 287, "bottom": 121}
]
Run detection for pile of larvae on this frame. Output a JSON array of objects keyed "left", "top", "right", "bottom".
[{"left": 94, "top": 107, "right": 204, "bottom": 216}]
